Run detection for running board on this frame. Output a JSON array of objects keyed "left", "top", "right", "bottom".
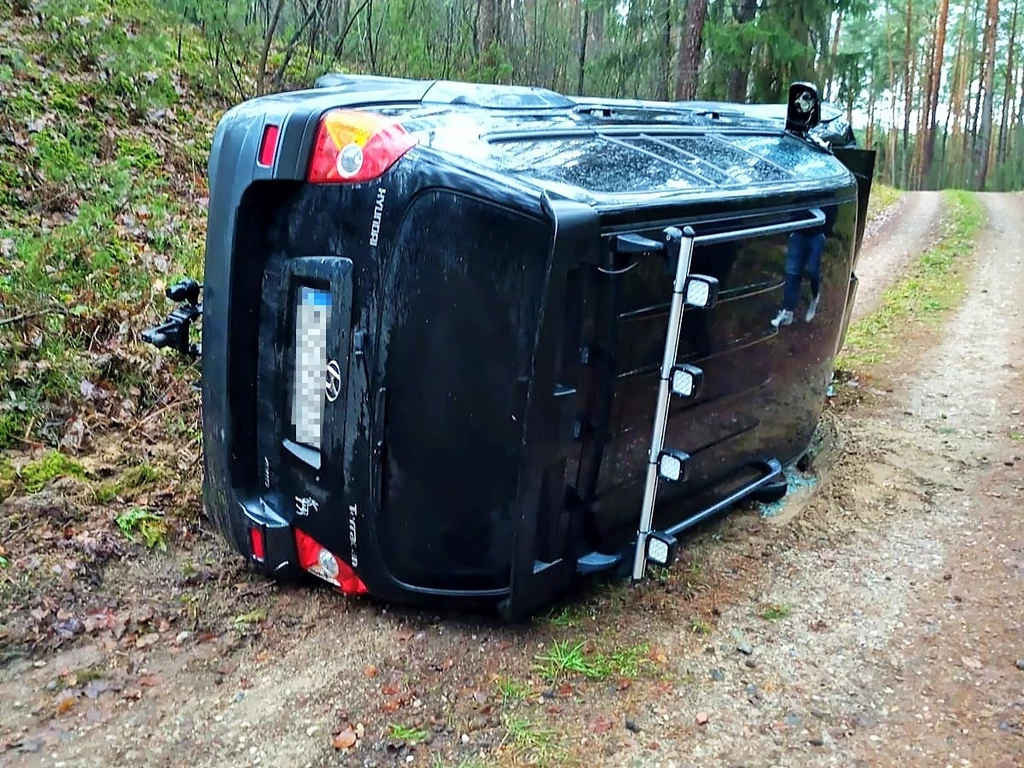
[{"left": 576, "top": 457, "right": 785, "bottom": 575}]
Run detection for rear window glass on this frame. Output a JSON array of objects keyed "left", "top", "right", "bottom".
[
  {"left": 656, "top": 136, "right": 789, "bottom": 184},
  {"left": 483, "top": 131, "right": 847, "bottom": 195},
  {"left": 719, "top": 134, "right": 842, "bottom": 180},
  {"left": 489, "top": 138, "right": 701, "bottom": 194}
]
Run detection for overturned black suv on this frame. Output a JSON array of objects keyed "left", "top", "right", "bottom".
[{"left": 145, "top": 77, "right": 874, "bottom": 620}]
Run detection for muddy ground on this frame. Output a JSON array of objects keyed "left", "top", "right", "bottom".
[{"left": 0, "top": 193, "right": 1021, "bottom": 768}]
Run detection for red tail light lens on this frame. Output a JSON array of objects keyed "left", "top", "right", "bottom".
[
  {"left": 307, "top": 109, "right": 417, "bottom": 184},
  {"left": 294, "top": 528, "right": 368, "bottom": 596},
  {"left": 249, "top": 527, "right": 266, "bottom": 561},
  {"left": 257, "top": 124, "right": 280, "bottom": 167}
]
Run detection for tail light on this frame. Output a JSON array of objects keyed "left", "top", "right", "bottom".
[
  {"left": 307, "top": 109, "right": 417, "bottom": 184},
  {"left": 249, "top": 527, "right": 266, "bottom": 561},
  {"left": 294, "top": 528, "right": 368, "bottom": 596}
]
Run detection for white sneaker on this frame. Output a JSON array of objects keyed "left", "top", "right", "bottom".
[
  {"left": 805, "top": 294, "right": 820, "bottom": 322},
  {"left": 771, "top": 309, "right": 794, "bottom": 328}
]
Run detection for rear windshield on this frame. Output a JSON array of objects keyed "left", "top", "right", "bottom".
[{"left": 487, "top": 132, "right": 846, "bottom": 195}]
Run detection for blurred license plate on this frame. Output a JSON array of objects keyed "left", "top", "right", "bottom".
[{"left": 291, "top": 286, "right": 332, "bottom": 450}]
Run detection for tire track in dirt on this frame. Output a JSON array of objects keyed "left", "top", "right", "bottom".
[{"left": 852, "top": 191, "right": 945, "bottom": 323}]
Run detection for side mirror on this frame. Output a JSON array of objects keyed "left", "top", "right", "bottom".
[{"left": 786, "top": 82, "right": 821, "bottom": 136}]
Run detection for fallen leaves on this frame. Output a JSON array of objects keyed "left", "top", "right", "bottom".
[
  {"left": 135, "top": 632, "right": 159, "bottom": 649},
  {"left": 54, "top": 690, "right": 76, "bottom": 714},
  {"left": 332, "top": 727, "right": 357, "bottom": 750}
]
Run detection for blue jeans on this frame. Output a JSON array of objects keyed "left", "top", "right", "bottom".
[{"left": 783, "top": 231, "right": 825, "bottom": 311}]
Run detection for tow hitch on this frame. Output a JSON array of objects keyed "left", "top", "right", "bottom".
[{"left": 142, "top": 278, "right": 203, "bottom": 360}]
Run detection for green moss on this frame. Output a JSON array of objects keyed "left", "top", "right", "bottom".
[
  {"left": 115, "top": 136, "right": 163, "bottom": 172},
  {"left": 20, "top": 450, "right": 86, "bottom": 493},
  {"left": 94, "top": 463, "right": 161, "bottom": 501},
  {"left": 0, "top": 457, "right": 16, "bottom": 496}
]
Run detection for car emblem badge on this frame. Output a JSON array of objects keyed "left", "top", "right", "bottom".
[{"left": 325, "top": 360, "right": 342, "bottom": 402}]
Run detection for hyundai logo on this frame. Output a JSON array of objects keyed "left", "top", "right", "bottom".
[{"left": 325, "top": 359, "right": 342, "bottom": 402}]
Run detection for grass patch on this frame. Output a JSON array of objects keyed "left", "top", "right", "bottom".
[
  {"left": 540, "top": 602, "right": 593, "bottom": 629},
  {"left": 866, "top": 182, "right": 902, "bottom": 222},
  {"left": 533, "top": 639, "right": 651, "bottom": 683},
  {"left": 501, "top": 715, "right": 567, "bottom": 766},
  {"left": 760, "top": 603, "right": 791, "bottom": 620},
  {"left": 19, "top": 450, "right": 85, "bottom": 492},
  {"left": 838, "top": 189, "right": 985, "bottom": 371},
  {"left": 388, "top": 724, "right": 429, "bottom": 745},
  {"left": 688, "top": 616, "right": 712, "bottom": 635},
  {"left": 494, "top": 676, "right": 531, "bottom": 703},
  {"left": 430, "top": 758, "right": 489, "bottom": 768},
  {"left": 114, "top": 506, "right": 169, "bottom": 551}
]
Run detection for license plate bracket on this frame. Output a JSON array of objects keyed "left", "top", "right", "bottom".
[{"left": 278, "top": 257, "right": 354, "bottom": 469}]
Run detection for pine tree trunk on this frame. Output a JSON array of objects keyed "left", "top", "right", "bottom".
[
  {"left": 885, "top": 0, "right": 899, "bottom": 186},
  {"left": 921, "top": 0, "right": 950, "bottom": 186},
  {"left": 726, "top": 0, "right": 758, "bottom": 102},
  {"left": 949, "top": 9, "right": 969, "bottom": 186},
  {"left": 676, "top": 0, "right": 708, "bottom": 100},
  {"left": 997, "top": 0, "right": 1019, "bottom": 165},
  {"left": 866, "top": 90, "right": 876, "bottom": 148},
  {"left": 969, "top": 0, "right": 985, "bottom": 155},
  {"left": 975, "top": 0, "right": 999, "bottom": 190},
  {"left": 478, "top": 0, "right": 496, "bottom": 51},
  {"left": 1017, "top": 59, "right": 1024, "bottom": 163},
  {"left": 576, "top": 7, "right": 589, "bottom": 95},
  {"left": 901, "top": 0, "right": 914, "bottom": 188},
  {"left": 656, "top": 0, "right": 673, "bottom": 101},
  {"left": 937, "top": 84, "right": 954, "bottom": 187},
  {"left": 825, "top": 11, "right": 842, "bottom": 100},
  {"left": 912, "top": 27, "right": 935, "bottom": 188}
]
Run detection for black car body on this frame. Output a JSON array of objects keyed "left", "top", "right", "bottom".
[{"left": 162, "top": 75, "right": 874, "bottom": 619}]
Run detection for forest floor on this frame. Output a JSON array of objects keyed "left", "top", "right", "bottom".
[{"left": 2, "top": 5, "right": 1023, "bottom": 768}]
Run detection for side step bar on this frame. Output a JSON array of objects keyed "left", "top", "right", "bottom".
[{"left": 576, "top": 457, "right": 785, "bottom": 576}]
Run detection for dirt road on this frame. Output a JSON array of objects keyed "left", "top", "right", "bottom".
[
  {"left": 1, "top": 194, "right": 1021, "bottom": 768},
  {"left": 852, "top": 191, "right": 945, "bottom": 322}
]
